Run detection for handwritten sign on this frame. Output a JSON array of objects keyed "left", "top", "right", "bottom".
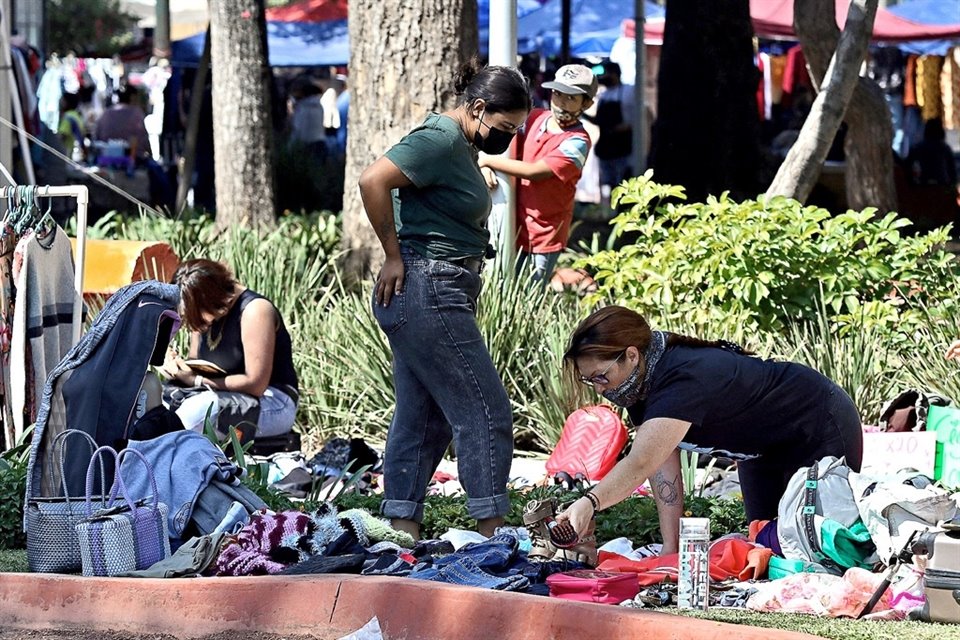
[
  {"left": 927, "top": 406, "right": 960, "bottom": 489},
  {"left": 861, "top": 431, "right": 937, "bottom": 477}
]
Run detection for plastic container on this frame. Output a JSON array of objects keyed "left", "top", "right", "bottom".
[{"left": 678, "top": 517, "right": 710, "bottom": 610}]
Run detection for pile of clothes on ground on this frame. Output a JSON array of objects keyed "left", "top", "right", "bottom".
[{"left": 124, "top": 502, "right": 588, "bottom": 597}]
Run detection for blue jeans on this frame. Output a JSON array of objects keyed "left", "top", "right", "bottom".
[
  {"left": 516, "top": 250, "right": 560, "bottom": 287},
  {"left": 174, "top": 386, "right": 297, "bottom": 438},
  {"left": 372, "top": 247, "right": 513, "bottom": 522}
]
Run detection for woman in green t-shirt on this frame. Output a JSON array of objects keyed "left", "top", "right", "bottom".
[{"left": 359, "top": 62, "right": 531, "bottom": 540}]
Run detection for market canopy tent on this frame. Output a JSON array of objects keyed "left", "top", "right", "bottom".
[
  {"left": 170, "top": 0, "right": 349, "bottom": 67},
  {"left": 171, "top": 0, "right": 661, "bottom": 67},
  {"left": 514, "top": 0, "right": 665, "bottom": 57},
  {"left": 887, "top": 0, "right": 960, "bottom": 54},
  {"left": 640, "top": 0, "right": 960, "bottom": 44}
]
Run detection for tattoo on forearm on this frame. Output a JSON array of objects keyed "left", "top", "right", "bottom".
[{"left": 652, "top": 470, "right": 681, "bottom": 506}]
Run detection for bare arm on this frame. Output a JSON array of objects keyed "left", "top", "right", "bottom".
[
  {"left": 358, "top": 156, "right": 413, "bottom": 306},
  {"left": 479, "top": 155, "right": 554, "bottom": 181},
  {"left": 556, "top": 417, "right": 692, "bottom": 539},
  {"left": 650, "top": 449, "right": 684, "bottom": 555},
  {"left": 163, "top": 300, "right": 276, "bottom": 396}
]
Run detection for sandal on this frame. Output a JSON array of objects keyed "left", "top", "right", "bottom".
[{"left": 522, "top": 498, "right": 558, "bottom": 561}]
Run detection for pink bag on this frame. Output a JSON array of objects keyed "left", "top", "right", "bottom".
[
  {"left": 546, "top": 406, "right": 628, "bottom": 481},
  {"left": 546, "top": 569, "right": 639, "bottom": 604}
]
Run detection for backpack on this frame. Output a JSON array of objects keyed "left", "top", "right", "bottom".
[
  {"left": 546, "top": 406, "right": 628, "bottom": 482},
  {"left": 878, "top": 389, "right": 952, "bottom": 432},
  {"left": 777, "top": 456, "right": 879, "bottom": 574}
]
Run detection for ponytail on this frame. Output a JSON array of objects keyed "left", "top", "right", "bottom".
[{"left": 454, "top": 60, "right": 531, "bottom": 114}]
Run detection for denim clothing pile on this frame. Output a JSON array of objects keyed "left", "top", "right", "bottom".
[{"left": 207, "top": 502, "right": 578, "bottom": 592}]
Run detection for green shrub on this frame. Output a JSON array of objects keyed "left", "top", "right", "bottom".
[
  {"left": 900, "top": 276, "right": 960, "bottom": 404},
  {"left": 776, "top": 299, "right": 901, "bottom": 423},
  {"left": 580, "top": 171, "right": 956, "bottom": 335},
  {"left": 0, "top": 434, "right": 30, "bottom": 550}
]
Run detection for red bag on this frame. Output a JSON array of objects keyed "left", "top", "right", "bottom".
[
  {"left": 546, "top": 569, "right": 639, "bottom": 604},
  {"left": 546, "top": 406, "right": 628, "bottom": 481}
]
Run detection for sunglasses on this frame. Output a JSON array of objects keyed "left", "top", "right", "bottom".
[{"left": 578, "top": 352, "right": 624, "bottom": 387}]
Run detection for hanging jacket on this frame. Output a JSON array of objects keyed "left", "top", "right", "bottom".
[{"left": 25, "top": 281, "right": 180, "bottom": 523}]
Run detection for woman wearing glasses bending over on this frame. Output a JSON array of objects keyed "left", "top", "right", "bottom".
[
  {"left": 556, "top": 305, "right": 862, "bottom": 553},
  {"left": 358, "top": 61, "right": 531, "bottom": 539}
]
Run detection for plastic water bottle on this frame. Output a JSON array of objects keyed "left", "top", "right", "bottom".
[{"left": 678, "top": 517, "right": 710, "bottom": 610}]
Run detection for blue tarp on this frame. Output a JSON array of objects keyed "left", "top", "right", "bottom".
[
  {"left": 887, "top": 0, "right": 960, "bottom": 55},
  {"left": 172, "top": 0, "right": 658, "bottom": 67},
  {"left": 515, "top": 0, "right": 665, "bottom": 57},
  {"left": 171, "top": 19, "right": 349, "bottom": 68}
]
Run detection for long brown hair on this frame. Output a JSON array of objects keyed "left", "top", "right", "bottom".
[
  {"left": 172, "top": 259, "right": 237, "bottom": 331},
  {"left": 562, "top": 305, "right": 751, "bottom": 396}
]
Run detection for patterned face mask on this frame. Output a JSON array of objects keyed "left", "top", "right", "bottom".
[
  {"left": 601, "top": 362, "right": 644, "bottom": 407},
  {"left": 600, "top": 330, "right": 669, "bottom": 408}
]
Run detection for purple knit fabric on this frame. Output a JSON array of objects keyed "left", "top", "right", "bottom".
[{"left": 214, "top": 510, "right": 313, "bottom": 576}]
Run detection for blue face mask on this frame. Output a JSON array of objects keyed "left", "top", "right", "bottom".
[{"left": 601, "top": 362, "right": 644, "bottom": 408}]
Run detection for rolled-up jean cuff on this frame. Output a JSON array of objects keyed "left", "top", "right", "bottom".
[
  {"left": 380, "top": 498, "right": 424, "bottom": 523},
  {"left": 467, "top": 493, "right": 511, "bottom": 520}
]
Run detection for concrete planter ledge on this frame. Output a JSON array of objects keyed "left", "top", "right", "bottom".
[{"left": 0, "top": 573, "right": 826, "bottom": 640}]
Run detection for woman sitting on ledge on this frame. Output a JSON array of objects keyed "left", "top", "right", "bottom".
[{"left": 162, "top": 259, "right": 299, "bottom": 442}]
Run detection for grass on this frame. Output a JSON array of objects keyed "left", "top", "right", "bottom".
[
  {"left": 680, "top": 608, "right": 960, "bottom": 639},
  {"left": 0, "top": 549, "right": 27, "bottom": 572}
]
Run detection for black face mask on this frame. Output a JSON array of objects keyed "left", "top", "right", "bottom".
[{"left": 473, "top": 111, "right": 515, "bottom": 154}]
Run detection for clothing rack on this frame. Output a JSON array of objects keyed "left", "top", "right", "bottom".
[{"left": 0, "top": 184, "right": 89, "bottom": 344}]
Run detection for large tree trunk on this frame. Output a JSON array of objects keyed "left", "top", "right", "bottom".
[
  {"left": 793, "top": 0, "right": 896, "bottom": 212},
  {"left": 341, "top": 0, "right": 478, "bottom": 282},
  {"left": 649, "top": 0, "right": 760, "bottom": 202},
  {"left": 767, "top": 0, "right": 894, "bottom": 212},
  {"left": 209, "top": 0, "right": 276, "bottom": 229}
]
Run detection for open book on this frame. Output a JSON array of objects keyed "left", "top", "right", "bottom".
[{"left": 184, "top": 359, "right": 226, "bottom": 375}]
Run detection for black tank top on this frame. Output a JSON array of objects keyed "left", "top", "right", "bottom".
[{"left": 197, "top": 289, "right": 298, "bottom": 394}]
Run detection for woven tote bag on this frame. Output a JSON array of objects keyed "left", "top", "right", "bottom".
[
  {"left": 26, "top": 429, "right": 109, "bottom": 573},
  {"left": 75, "top": 446, "right": 171, "bottom": 577}
]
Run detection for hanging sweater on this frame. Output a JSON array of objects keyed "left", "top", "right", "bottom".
[{"left": 10, "top": 226, "right": 77, "bottom": 442}]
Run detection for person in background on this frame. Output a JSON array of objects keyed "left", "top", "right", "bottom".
[
  {"left": 335, "top": 74, "right": 350, "bottom": 159},
  {"left": 907, "top": 118, "right": 958, "bottom": 187},
  {"left": 94, "top": 84, "right": 174, "bottom": 208},
  {"left": 162, "top": 259, "right": 299, "bottom": 443},
  {"left": 556, "top": 306, "right": 862, "bottom": 553},
  {"left": 358, "top": 61, "right": 531, "bottom": 540},
  {"left": 585, "top": 61, "right": 634, "bottom": 209},
  {"left": 478, "top": 64, "right": 596, "bottom": 285},
  {"left": 93, "top": 84, "right": 150, "bottom": 161},
  {"left": 57, "top": 91, "right": 86, "bottom": 162},
  {"left": 287, "top": 76, "right": 328, "bottom": 164},
  {"left": 321, "top": 73, "right": 342, "bottom": 142}
]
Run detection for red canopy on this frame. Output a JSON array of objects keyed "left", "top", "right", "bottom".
[
  {"left": 639, "top": 0, "right": 960, "bottom": 44},
  {"left": 265, "top": 0, "right": 348, "bottom": 23}
]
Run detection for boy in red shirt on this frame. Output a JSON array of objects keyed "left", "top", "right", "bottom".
[{"left": 479, "top": 64, "right": 597, "bottom": 284}]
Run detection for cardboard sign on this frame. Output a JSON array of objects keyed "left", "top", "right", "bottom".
[
  {"left": 861, "top": 431, "right": 937, "bottom": 477},
  {"left": 927, "top": 405, "right": 960, "bottom": 488}
]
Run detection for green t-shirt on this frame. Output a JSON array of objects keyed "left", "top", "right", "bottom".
[{"left": 384, "top": 113, "right": 492, "bottom": 260}]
